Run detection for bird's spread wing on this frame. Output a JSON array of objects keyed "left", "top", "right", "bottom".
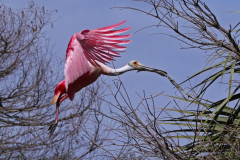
[
  {"left": 77, "top": 20, "right": 132, "bottom": 67},
  {"left": 64, "top": 20, "right": 132, "bottom": 98}
]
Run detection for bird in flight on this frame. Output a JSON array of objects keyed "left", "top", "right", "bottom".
[{"left": 49, "top": 20, "right": 167, "bottom": 136}]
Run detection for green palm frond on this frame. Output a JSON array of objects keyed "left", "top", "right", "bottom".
[{"left": 159, "top": 53, "right": 240, "bottom": 158}]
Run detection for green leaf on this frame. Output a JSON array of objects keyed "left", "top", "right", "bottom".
[
  {"left": 229, "top": 60, "right": 236, "bottom": 98},
  {"left": 204, "top": 85, "right": 240, "bottom": 126},
  {"left": 179, "top": 59, "right": 232, "bottom": 85},
  {"left": 221, "top": 52, "right": 232, "bottom": 82}
]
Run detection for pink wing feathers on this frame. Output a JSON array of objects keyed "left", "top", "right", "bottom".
[
  {"left": 76, "top": 20, "right": 132, "bottom": 66},
  {"left": 64, "top": 20, "right": 132, "bottom": 100},
  {"left": 64, "top": 36, "right": 90, "bottom": 92}
]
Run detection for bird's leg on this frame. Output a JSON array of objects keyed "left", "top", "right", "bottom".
[
  {"left": 49, "top": 100, "right": 60, "bottom": 137},
  {"left": 49, "top": 94, "right": 68, "bottom": 137}
]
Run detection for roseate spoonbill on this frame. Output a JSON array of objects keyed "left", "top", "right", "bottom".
[{"left": 49, "top": 21, "right": 167, "bottom": 136}]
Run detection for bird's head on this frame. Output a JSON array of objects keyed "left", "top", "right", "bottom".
[
  {"left": 128, "top": 60, "right": 139, "bottom": 68},
  {"left": 128, "top": 60, "right": 167, "bottom": 75},
  {"left": 52, "top": 80, "right": 67, "bottom": 105}
]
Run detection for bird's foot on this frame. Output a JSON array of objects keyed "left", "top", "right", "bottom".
[{"left": 48, "top": 122, "right": 58, "bottom": 137}]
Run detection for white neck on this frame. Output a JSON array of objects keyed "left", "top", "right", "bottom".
[{"left": 100, "top": 64, "right": 135, "bottom": 76}]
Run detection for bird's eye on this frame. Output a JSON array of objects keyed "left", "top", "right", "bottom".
[{"left": 133, "top": 61, "right": 138, "bottom": 68}]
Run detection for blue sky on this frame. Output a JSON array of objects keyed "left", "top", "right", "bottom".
[{"left": 3, "top": 0, "right": 240, "bottom": 123}]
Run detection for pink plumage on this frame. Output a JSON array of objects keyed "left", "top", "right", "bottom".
[
  {"left": 64, "top": 20, "right": 132, "bottom": 99},
  {"left": 50, "top": 21, "right": 132, "bottom": 136}
]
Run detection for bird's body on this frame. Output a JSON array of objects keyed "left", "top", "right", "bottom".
[
  {"left": 67, "top": 62, "right": 101, "bottom": 100},
  {"left": 53, "top": 60, "right": 135, "bottom": 106},
  {"left": 50, "top": 20, "right": 167, "bottom": 136}
]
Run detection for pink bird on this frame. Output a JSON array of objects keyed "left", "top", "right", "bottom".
[{"left": 49, "top": 20, "right": 167, "bottom": 136}]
